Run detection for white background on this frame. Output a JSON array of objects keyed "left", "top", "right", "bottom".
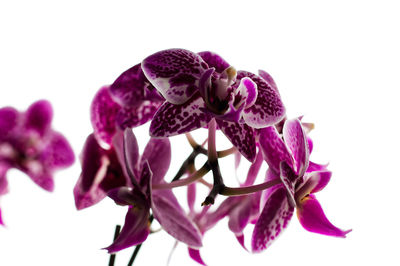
[{"left": 1, "top": 0, "right": 399, "bottom": 265}]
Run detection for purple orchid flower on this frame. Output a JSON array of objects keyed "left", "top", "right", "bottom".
[
  {"left": 105, "top": 129, "right": 203, "bottom": 253},
  {"left": 141, "top": 49, "right": 286, "bottom": 161},
  {"left": 0, "top": 100, "right": 75, "bottom": 224},
  {"left": 252, "top": 118, "right": 350, "bottom": 252},
  {"left": 90, "top": 64, "right": 164, "bottom": 147}
]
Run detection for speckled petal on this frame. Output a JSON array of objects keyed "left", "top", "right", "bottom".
[
  {"left": 283, "top": 119, "right": 309, "bottom": 177},
  {"left": 105, "top": 204, "right": 151, "bottom": 253},
  {"left": 0, "top": 107, "right": 19, "bottom": 140},
  {"left": 142, "top": 49, "right": 208, "bottom": 105},
  {"left": 297, "top": 194, "right": 351, "bottom": 237},
  {"left": 24, "top": 100, "right": 53, "bottom": 136},
  {"left": 258, "top": 126, "right": 293, "bottom": 174},
  {"left": 40, "top": 132, "right": 75, "bottom": 168},
  {"left": 140, "top": 137, "right": 171, "bottom": 184},
  {"left": 216, "top": 119, "right": 256, "bottom": 162},
  {"left": 150, "top": 95, "right": 212, "bottom": 137},
  {"left": 110, "top": 64, "right": 151, "bottom": 107},
  {"left": 188, "top": 248, "right": 206, "bottom": 265},
  {"left": 237, "top": 77, "right": 258, "bottom": 108},
  {"left": 90, "top": 86, "right": 120, "bottom": 147},
  {"left": 152, "top": 189, "right": 203, "bottom": 248},
  {"left": 252, "top": 186, "right": 294, "bottom": 252},
  {"left": 239, "top": 71, "right": 285, "bottom": 128},
  {"left": 115, "top": 101, "right": 162, "bottom": 130},
  {"left": 258, "top": 70, "right": 278, "bottom": 92},
  {"left": 198, "top": 51, "right": 230, "bottom": 73}
]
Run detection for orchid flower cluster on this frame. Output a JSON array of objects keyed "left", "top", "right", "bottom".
[
  {"left": 0, "top": 48, "right": 350, "bottom": 265},
  {"left": 74, "top": 49, "right": 350, "bottom": 264}
]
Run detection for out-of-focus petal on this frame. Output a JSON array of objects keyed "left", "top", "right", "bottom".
[
  {"left": 142, "top": 49, "right": 208, "bottom": 105},
  {"left": 307, "top": 137, "right": 313, "bottom": 154},
  {"left": 0, "top": 163, "right": 9, "bottom": 196},
  {"left": 109, "top": 64, "right": 153, "bottom": 107},
  {"left": 188, "top": 248, "right": 207, "bottom": 266},
  {"left": 107, "top": 187, "right": 146, "bottom": 206},
  {"left": 187, "top": 183, "right": 196, "bottom": 213},
  {"left": 252, "top": 186, "right": 294, "bottom": 252},
  {"left": 296, "top": 171, "right": 332, "bottom": 201},
  {"left": 152, "top": 189, "right": 203, "bottom": 248},
  {"left": 239, "top": 71, "right": 285, "bottom": 128},
  {"left": 297, "top": 194, "right": 351, "bottom": 237},
  {"left": 228, "top": 196, "right": 252, "bottom": 234},
  {"left": 40, "top": 132, "right": 75, "bottom": 168},
  {"left": 0, "top": 207, "right": 4, "bottom": 225},
  {"left": 24, "top": 100, "right": 53, "bottom": 136},
  {"left": 258, "top": 70, "right": 278, "bottom": 92},
  {"left": 198, "top": 51, "right": 230, "bottom": 73},
  {"left": 283, "top": 119, "right": 309, "bottom": 177},
  {"left": 0, "top": 107, "right": 19, "bottom": 140},
  {"left": 150, "top": 95, "right": 212, "bottom": 137},
  {"left": 140, "top": 137, "right": 171, "bottom": 184},
  {"left": 243, "top": 150, "right": 263, "bottom": 186},
  {"left": 201, "top": 196, "right": 241, "bottom": 231},
  {"left": 90, "top": 86, "right": 120, "bottom": 147},
  {"left": 115, "top": 101, "right": 162, "bottom": 130},
  {"left": 216, "top": 119, "right": 256, "bottom": 162},
  {"left": 258, "top": 126, "right": 293, "bottom": 174},
  {"left": 105, "top": 204, "right": 151, "bottom": 253},
  {"left": 23, "top": 165, "right": 54, "bottom": 191}
]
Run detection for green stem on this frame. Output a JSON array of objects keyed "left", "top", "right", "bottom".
[{"left": 108, "top": 225, "right": 121, "bottom": 266}]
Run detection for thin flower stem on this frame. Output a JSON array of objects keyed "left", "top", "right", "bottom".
[
  {"left": 217, "top": 147, "right": 237, "bottom": 158},
  {"left": 153, "top": 163, "right": 211, "bottom": 190},
  {"left": 108, "top": 225, "right": 121, "bottom": 266},
  {"left": 220, "top": 178, "right": 282, "bottom": 196},
  {"left": 185, "top": 133, "right": 198, "bottom": 149}
]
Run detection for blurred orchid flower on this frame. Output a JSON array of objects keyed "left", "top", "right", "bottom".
[{"left": 0, "top": 100, "right": 75, "bottom": 224}]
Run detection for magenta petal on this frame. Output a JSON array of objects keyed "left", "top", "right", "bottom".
[
  {"left": 140, "top": 137, "right": 171, "bottom": 184},
  {"left": 0, "top": 164, "right": 10, "bottom": 196},
  {"left": 74, "top": 134, "right": 108, "bottom": 210},
  {"left": 228, "top": 196, "right": 252, "bottom": 234},
  {"left": 152, "top": 189, "right": 202, "bottom": 247},
  {"left": 150, "top": 95, "right": 212, "bottom": 137},
  {"left": 238, "top": 77, "right": 258, "bottom": 108},
  {"left": 216, "top": 119, "right": 256, "bottom": 162},
  {"left": 187, "top": 183, "right": 196, "bottom": 213},
  {"left": 297, "top": 194, "right": 351, "bottom": 237},
  {"left": 107, "top": 187, "right": 145, "bottom": 206},
  {"left": 307, "top": 161, "right": 329, "bottom": 173},
  {"left": 24, "top": 167, "right": 54, "bottom": 191},
  {"left": 239, "top": 71, "right": 285, "bottom": 128},
  {"left": 109, "top": 64, "right": 153, "bottom": 107},
  {"left": 0, "top": 107, "right": 19, "bottom": 139},
  {"left": 236, "top": 234, "right": 248, "bottom": 251},
  {"left": 105, "top": 205, "right": 150, "bottom": 253},
  {"left": 142, "top": 49, "right": 208, "bottom": 105},
  {"left": 283, "top": 119, "right": 309, "bottom": 177},
  {"left": 24, "top": 100, "right": 53, "bottom": 136},
  {"left": 243, "top": 150, "right": 264, "bottom": 186},
  {"left": 188, "top": 248, "right": 206, "bottom": 266},
  {"left": 198, "top": 51, "right": 230, "bottom": 73},
  {"left": 258, "top": 70, "right": 278, "bottom": 92},
  {"left": 279, "top": 162, "right": 296, "bottom": 208},
  {"left": 115, "top": 101, "right": 162, "bottom": 130},
  {"left": 252, "top": 186, "right": 294, "bottom": 252},
  {"left": 40, "top": 132, "right": 75, "bottom": 168},
  {"left": 90, "top": 86, "right": 120, "bottom": 147},
  {"left": 201, "top": 197, "right": 241, "bottom": 231},
  {"left": 258, "top": 126, "right": 293, "bottom": 174},
  {"left": 0, "top": 207, "right": 4, "bottom": 226}
]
